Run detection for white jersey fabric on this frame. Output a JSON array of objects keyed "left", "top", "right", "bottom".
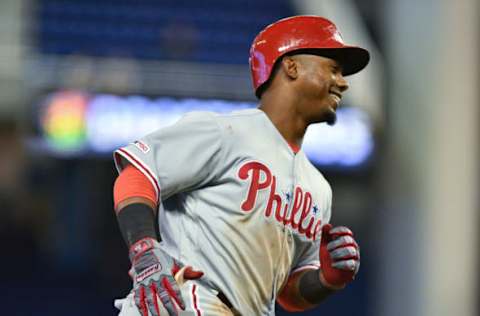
[{"left": 114, "top": 108, "right": 332, "bottom": 315}]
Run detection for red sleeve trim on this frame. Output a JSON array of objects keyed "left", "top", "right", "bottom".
[
  {"left": 114, "top": 148, "right": 160, "bottom": 201},
  {"left": 113, "top": 165, "right": 158, "bottom": 212}
]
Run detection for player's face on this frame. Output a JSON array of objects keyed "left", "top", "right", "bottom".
[{"left": 293, "top": 54, "right": 349, "bottom": 125}]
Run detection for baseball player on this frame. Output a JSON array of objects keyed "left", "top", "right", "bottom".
[{"left": 112, "top": 16, "right": 369, "bottom": 316}]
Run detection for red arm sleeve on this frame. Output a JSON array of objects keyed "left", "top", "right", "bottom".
[
  {"left": 277, "top": 269, "right": 315, "bottom": 312},
  {"left": 113, "top": 164, "right": 158, "bottom": 212}
]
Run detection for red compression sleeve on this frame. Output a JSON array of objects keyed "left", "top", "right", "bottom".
[
  {"left": 113, "top": 164, "right": 158, "bottom": 212},
  {"left": 278, "top": 269, "right": 314, "bottom": 312}
]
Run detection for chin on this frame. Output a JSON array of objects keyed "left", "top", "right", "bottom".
[
  {"left": 309, "top": 104, "right": 337, "bottom": 125},
  {"left": 309, "top": 112, "right": 336, "bottom": 125},
  {"left": 323, "top": 110, "right": 337, "bottom": 125}
]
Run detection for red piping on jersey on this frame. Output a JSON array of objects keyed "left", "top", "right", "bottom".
[
  {"left": 117, "top": 148, "right": 161, "bottom": 199},
  {"left": 192, "top": 284, "right": 201, "bottom": 316}
]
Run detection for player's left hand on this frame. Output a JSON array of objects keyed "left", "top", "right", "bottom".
[{"left": 319, "top": 224, "right": 360, "bottom": 289}]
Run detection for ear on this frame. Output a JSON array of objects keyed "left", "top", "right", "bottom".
[{"left": 281, "top": 56, "right": 299, "bottom": 80}]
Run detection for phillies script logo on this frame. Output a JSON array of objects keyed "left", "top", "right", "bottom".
[{"left": 238, "top": 161, "right": 322, "bottom": 240}]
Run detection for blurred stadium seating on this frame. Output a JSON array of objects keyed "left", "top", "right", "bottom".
[{"left": 35, "top": 0, "right": 294, "bottom": 63}]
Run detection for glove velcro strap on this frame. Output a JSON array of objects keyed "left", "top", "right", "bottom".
[
  {"left": 135, "top": 263, "right": 162, "bottom": 282},
  {"left": 129, "top": 237, "right": 159, "bottom": 262}
]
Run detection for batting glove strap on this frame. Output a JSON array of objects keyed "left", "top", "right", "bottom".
[{"left": 129, "top": 237, "right": 159, "bottom": 262}]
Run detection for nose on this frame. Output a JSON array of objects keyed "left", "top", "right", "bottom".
[{"left": 337, "top": 74, "right": 349, "bottom": 92}]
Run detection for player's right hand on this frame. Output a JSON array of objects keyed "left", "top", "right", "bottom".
[{"left": 129, "top": 237, "right": 203, "bottom": 316}]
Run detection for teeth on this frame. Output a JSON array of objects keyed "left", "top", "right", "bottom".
[{"left": 330, "top": 94, "right": 341, "bottom": 104}]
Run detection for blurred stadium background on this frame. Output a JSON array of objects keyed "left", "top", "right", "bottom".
[{"left": 0, "top": 0, "right": 477, "bottom": 315}]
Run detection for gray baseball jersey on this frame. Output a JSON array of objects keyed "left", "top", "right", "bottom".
[{"left": 114, "top": 108, "right": 332, "bottom": 315}]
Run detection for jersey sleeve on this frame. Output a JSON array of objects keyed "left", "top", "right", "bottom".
[
  {"left": 290, "top": 240, "right": 321, "bottom": 274},
  {"left": 113, "top": 112, "right": 224, "bottom": 202}
]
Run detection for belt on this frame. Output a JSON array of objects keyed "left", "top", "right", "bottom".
[
  {"left": 215, "top": 289, "right": 241, "bottom": 315},
  {"left": 217, "top": 291, "right": 233, "bottom": 309}
]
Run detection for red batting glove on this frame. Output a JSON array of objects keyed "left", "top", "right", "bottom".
[{"left": 320, "top": 224, "right": 360, "bottom": 288}]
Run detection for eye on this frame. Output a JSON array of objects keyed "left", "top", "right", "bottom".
[{"left": 331, "top": 64, "right": 341, "bottom": 74}]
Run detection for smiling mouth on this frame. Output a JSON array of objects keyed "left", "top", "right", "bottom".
[{"left": 329, "top": 91, "right": 342, "bottom": 108}]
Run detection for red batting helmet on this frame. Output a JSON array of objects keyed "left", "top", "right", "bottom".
[{"left": 249, "top": 15, "right": 370, "bottom": 97}]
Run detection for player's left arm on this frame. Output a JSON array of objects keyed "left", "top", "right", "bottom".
[
  {"left": 277, "top": 268, "right": 337, "bottom": 312},
  {"left": 277, "top": 224, "right": 360, "bottom": 311}
]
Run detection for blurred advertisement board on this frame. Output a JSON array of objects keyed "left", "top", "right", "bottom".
[{"left": 33, "top": 90, "right": 374, "bottom": 168}]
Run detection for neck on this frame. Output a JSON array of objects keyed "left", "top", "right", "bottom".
[{"left": 258, "top": 92, "right": 308, "bottom": 148}]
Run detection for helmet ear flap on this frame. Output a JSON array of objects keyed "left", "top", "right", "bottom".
[
  {"left": 255, "top": 52, "right": 297, "bottom": 98},
  {"left": 254, "top": 56, "right": 284, "bottom": 98}
]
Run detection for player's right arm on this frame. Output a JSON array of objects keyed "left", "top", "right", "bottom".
[
  {"left": 114, "top": 165, "right": 202, "bottom": 316},
  {"left": 114, "top": 164, "right": 158, "bottom": 246},
  {"left": 113, "top": 113, "right": 224, "bottom": 315}
]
